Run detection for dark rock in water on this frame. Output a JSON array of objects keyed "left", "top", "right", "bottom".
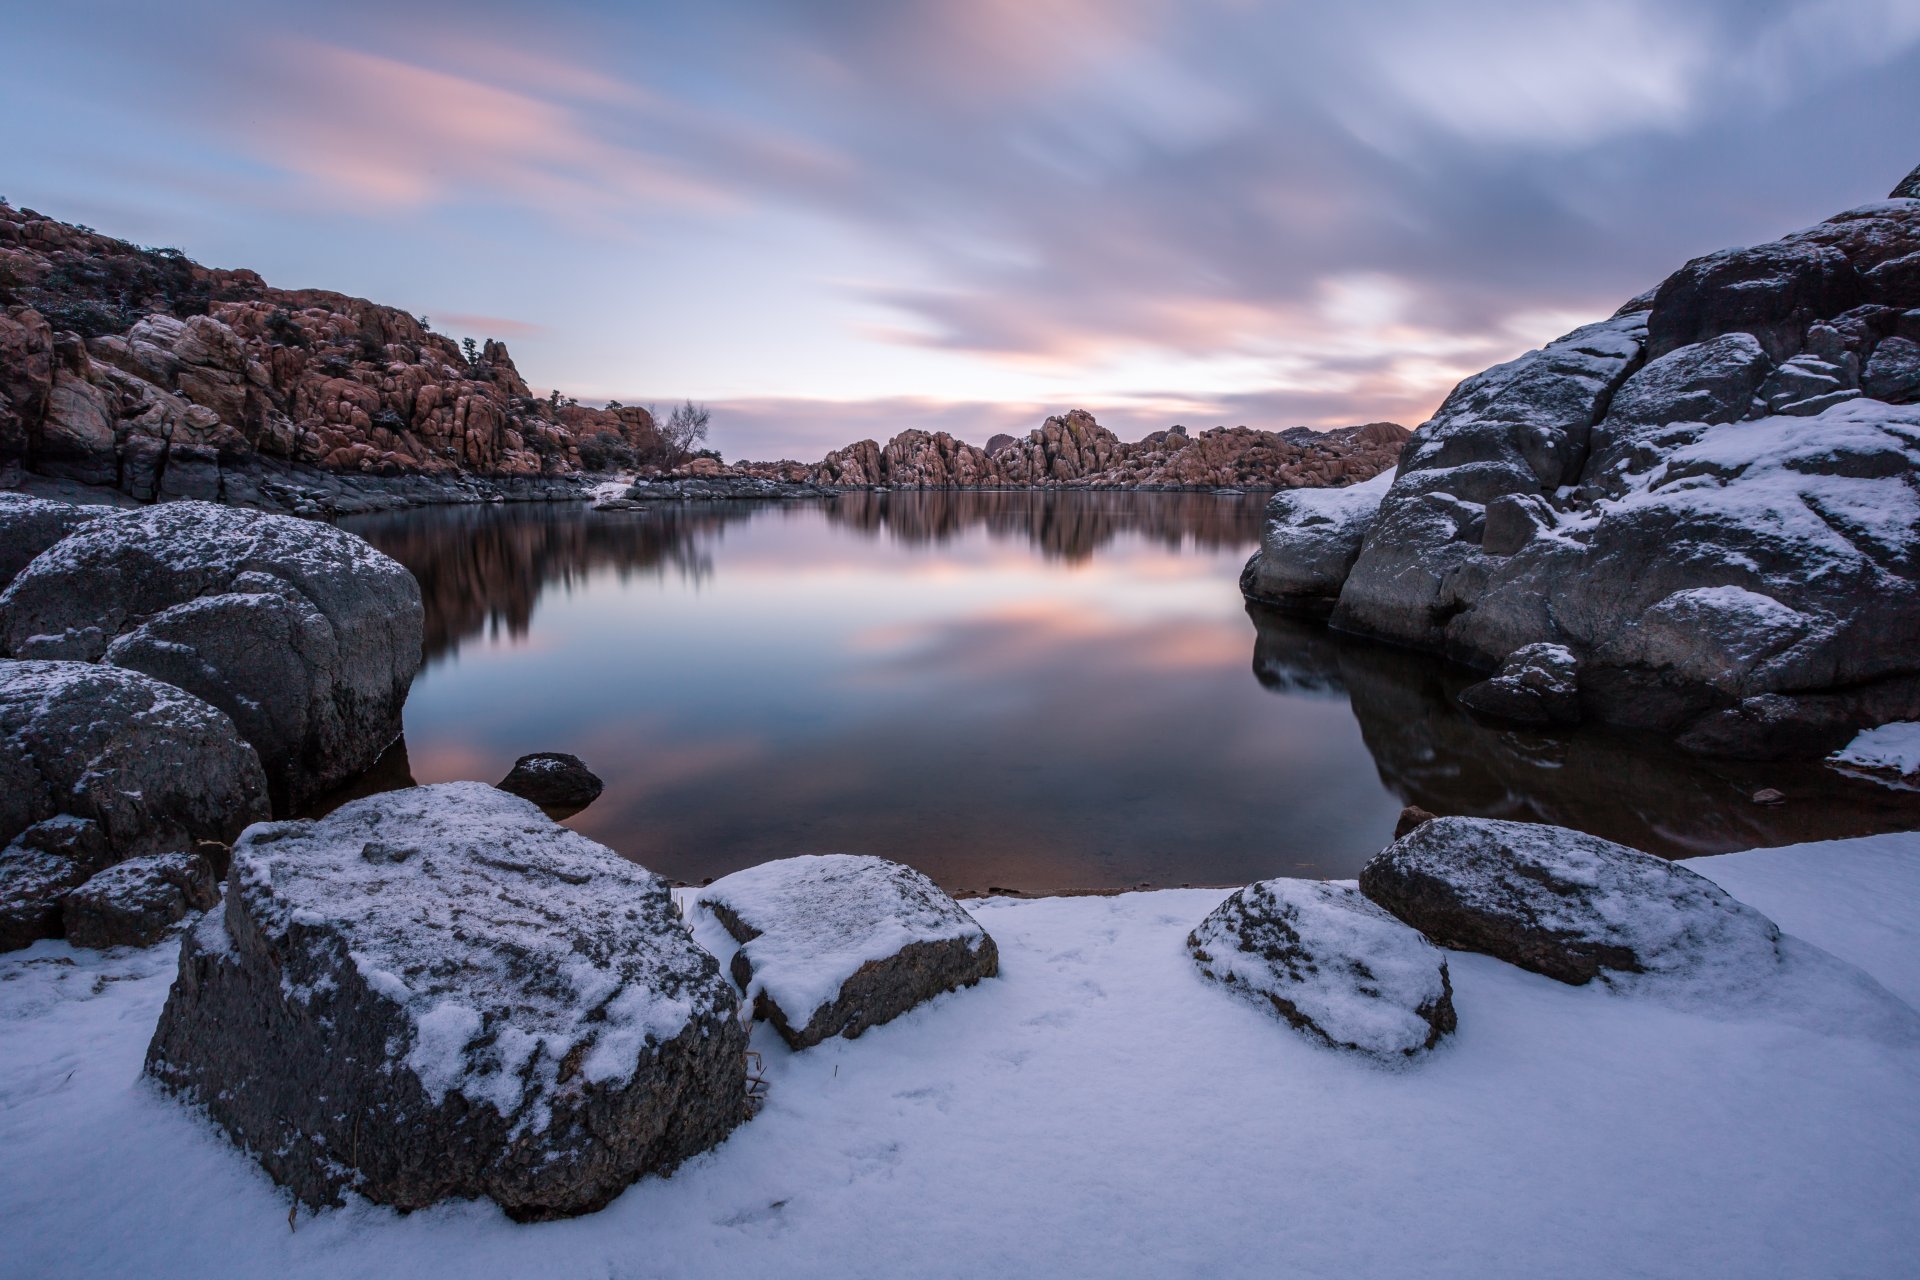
[
  {"left": 0, "top": 660, "right": 267, "bottom": 929},
  {"left": 0, "top": 502, "right": 423, "bottom": 810},
  {"left": 697, "top": 853, "right": 997, "bottom": 1050},
  {"left": 497, "top": 752, "right": 604, "bottom": 815},
  {"left": 1751, "top": 788, "right": 1786, "bottom": 807},
  {"left": 1242, "top": 197, "right": 1920, "bottom": 759},
  {"left": 1359, "top": 817, "right": 1782, "bottom": 986},
  {"left": 144, "top": 782, "right": 748, "bottom": 1220},
  {"left": 1393, "top": 805, "right": 1439, "bottom": 840},
  {"left": 1458, "top": 643, "right": 1581, "bottom": 726},
  {"left": 0, "top": 816, "right": 115, "bottom": 951},
  {"left": 63, "top": 850, "right": 217, "bottom": 949},
  {"left": 1188, "top": 878, "right": 1455, "bottom": 1059},
  {"left": 0, "top": 492, "right": 106, "bottom": 591}
]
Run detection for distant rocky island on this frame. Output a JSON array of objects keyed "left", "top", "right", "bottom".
[{"left": 0, "top": 201, "right": 1407, "bottom": 514}]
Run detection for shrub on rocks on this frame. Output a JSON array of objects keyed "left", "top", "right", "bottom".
[
  {"left": 0, "top": 501, "right": 424, "bottom": 811},
  {"left": 144, "top": 782, "right": 748, "bottom": 1220},
  {"left": 696, "top": 854, "right": 998, "bottom": 1050},
  {"left": 63, "top": 850, "right": 217, "bottom": 949},
  {"left": 1189, "top": 878, "right": 1456, "bottom": 1059},
  {"left": 1359, "top": 817, "right": 1783, "bottom": 986}
]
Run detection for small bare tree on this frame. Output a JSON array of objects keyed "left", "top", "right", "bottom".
[{"left": 661, "top": 400, "right": 711, "bottom": 462}]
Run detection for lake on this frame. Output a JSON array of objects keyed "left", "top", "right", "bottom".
[{"left": 342, "top": 491, "right": 1920, "bottom": 894}]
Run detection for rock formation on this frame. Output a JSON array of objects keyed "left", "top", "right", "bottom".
[
  {"left": 1188, "top": 878, "right": 1456, "bottom": 1058},
  {"left": 0, "top": 502, "right": 422, "bottom": 810},
  {"left": 695, "top": 853, "right": 998, "bottom": 1049},
  {"left": 145, "top": 782, "right": 749, "bottom": 1220},
  {"left": 61, "top": 850, "right": 218, "bottom": 949},
  {"left": 0, "top": 490, "right": 106, "bottom": 589},
  {"left": 0, "top": 201, "right": 661, "bottom": 502},
  {"left": 1244, "top": 193, "right": 1920, "bottom": 758},
  {"left": 497, "top": 751, "right": 604, "bottom": 816}
]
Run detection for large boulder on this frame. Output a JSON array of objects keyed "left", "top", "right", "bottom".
[
  {"left": 1243, "top": 197, "right": 1920, "bottom": 758},
  {"left": 0, "top": 660, "right": 268, "bottom": 950},
  {"left": 0, "top": 502, "right": 424, "bottom": 809},
  {"left": 696, "top": 854, "right": 998, "bottom": 1049},
  {"left": 62, "top": 850, "right": 218, "bottom": 949},
  {"left": 1240, "top": 469, "right": 1393, "bottom": 612},
  {"left": 1188, "top": 879, "right": 1455, "bottom": 1059},
  {"left": 1358, "top": 817, "right": 1783, "bottom": 986},
  {"left": 496, "top": 751, "right": 604, "bottom": 815},
  {"left": 0, "top": 492, "right": 107, "bottom": 591},
  {"left": 144, "top": 782, "right": 748, "bottom": 1220}
]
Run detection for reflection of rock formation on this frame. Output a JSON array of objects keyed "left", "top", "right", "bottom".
[
  {"left": 1248, "top": 604, "right": 1920, "bottom": 858},
  {"left": 346, "top": 504, "right": 732, "bottom": 660},
  {"left": 828, "top": 488, "right": 1266, "bottom": 561}
]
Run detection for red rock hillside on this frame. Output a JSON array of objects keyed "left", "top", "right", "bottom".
[{"left": 0, "top": 201, "right": 661, "bottom": 502}]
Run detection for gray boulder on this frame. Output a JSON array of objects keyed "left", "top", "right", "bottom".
[
  {"left": 63, "top": 850, "right": 217, "bottom": 949},
  {"left": 496, "top": 751, "right": 604, "bottom": 815},
  {"left": 1892, "top": 163, "right": 1920, "bottom": 201},
  {"left": 0, "top": 492, "right": 106, "bottom": 591},
  {"left": 696, "top": 854, "right": 997, "bottom": 1050},
  {"left": 1359, "top": 817, "right": 1783, "bottom": 986},
  {"left": 1188, "top": 878, "right": 1455, "bottom": 1059},
  {"left": 1240, "top": 469, "right": 1392, "bottom": 612},
  {"left": 0, "top": 501, "right": 424, "bottom": 809},
  {"left": 1243, "top": 198, "right": 1920, "bottom": 758},
  {"left": 144, "top": 782, "right": 748, "bottom": 1220},
  {"left": 0, "top": 660, "right": 268, "bottom": 950},
  {"left": 1458, "top": 643, "right": 1581, "bottom": 726}
]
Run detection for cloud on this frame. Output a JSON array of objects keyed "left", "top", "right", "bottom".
[{"left": 434, "top": 312, "right": 545, "bottom": 339}]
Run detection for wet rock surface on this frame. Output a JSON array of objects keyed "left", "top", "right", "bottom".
[
  {"left": 1458, "top": 643, "right": 1581, "bottom": 726},
  {"left": 1188, "top": 878, "right": 1455, "bottom": 1058},
  {"left": 0, "top": 502, "right": 423, "bottom": 810},
  {"left": 0, "top": 660, "right": 267, "bottom": 950},
  {"left": 697, "top": 854, "right": 998, "bottom": 1050},
  {"left": 496, "top": 751, "right": 604, "bottom": 815},
  {"left": 144, "top": 782, "right": 748, "bottom": 1220},
  {"left": 62, "top": 850, "right": 217, "bottom": 949},
  {"left": 1243, "top": 195, "right": 1920, "bottom": 758},
  {"left": 1359, "top": 817, "right": 1784, "bottom": 986}
]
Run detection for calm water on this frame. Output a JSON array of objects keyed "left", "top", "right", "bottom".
[{"left": 342, "top": 492, "right": 1920, "bottom": 893}]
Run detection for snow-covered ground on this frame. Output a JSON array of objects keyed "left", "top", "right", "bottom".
[{"left": 3, "top": 834, "right": 1917, "bottom": 1279}]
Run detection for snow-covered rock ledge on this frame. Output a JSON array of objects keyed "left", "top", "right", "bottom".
[{"left": 3, "top": 830, "right": 1917, "bottom": 1276}]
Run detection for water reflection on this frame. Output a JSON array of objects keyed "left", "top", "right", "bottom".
[{"left": 340, "top": 494, "right": 1918, "bottom": 892}]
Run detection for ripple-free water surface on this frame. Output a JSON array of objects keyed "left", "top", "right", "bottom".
[{"left": 343, "top": 492, "right": 1919, "bottom": 893}]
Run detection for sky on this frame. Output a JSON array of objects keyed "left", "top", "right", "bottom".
[{"left": 3, "top": 1, "right": 1918, "bottom": 461}]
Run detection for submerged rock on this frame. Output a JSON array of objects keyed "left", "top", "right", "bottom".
[
  {"left": 496, "top": 752, "right": 604, "bottom": 815},
  {"left": 1458, "top": 643, "right": 1581, "bottom": 726},
  {"left": 0, "top": 660, "right": 268, "bottom": 950},
  {"left": 1188, "top": 879, "right": 1456, "bottom": 1059},
  {"left": 1359, "top": 817, "right": 1783, "bottom": 986},
  {"left": 144, "top": 782, "right": 747, "bottom": 1220},
  {"left": 0, "top": 502, "right": 424, "bottom": 810},
  {"left": 696, "top": 854, "right": 998, "bottom": 1050},
  {"left": 62, "top": 850, "right": 217, "bottom": 949}
]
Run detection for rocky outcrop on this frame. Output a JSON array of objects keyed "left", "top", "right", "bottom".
[
  {"left": 1243, "top": 192, "right": 1920, "bottom": 758},
  {"left": 0, "top": 201, "right": 662, "bottom": 500},
  {"left": 1240, "top": 469, "right": 1394, "bottom": 612},
  {"left": 0, "top": 502, "right": 422, "bottom": 810},
  {"left": 1188, "top": 878, "right": 1455, "bottom": 1058},
  {"left": 497, "top": 751, "right": 604, "bottom": 816},
  {"left": 62, "top": 850, "right": 218, "bottom": 949},
  {"left": 0, "top": 492, "right": 106, "bottom": 589},
  {"left": 145, "top": 782, "right": 749, "bottom": 1220},
  {"left": 600, "top": 474, "right": 834, "bottom": 507},
  {"left": 0, "top": 660, "right": 267, "bottom": 949},
  {"left": 1359, "top": 817, "right": 1784, "bottom": 986},
  {"left": 696, "top": 854, "right": 998, "bottom": 1050},
  {"left": 1457, "top": 643, "right": 1581, "bottom": 726},
  {"left": 742, "top": 413, "right": 1410, "bottom": 492}
]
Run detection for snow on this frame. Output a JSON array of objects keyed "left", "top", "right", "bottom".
[
  {"left": 1, "top": 833, "right": 1918, "bottom": 1278},
  {"left": 694, "top": 854, "right": 990, "bottom": 1028},
  {"left": 1275, "top": 464, "right": 1394, "bottom": 522},
  {"left": 1830, "top": 721, "right": 1920, "bottom": 786}
]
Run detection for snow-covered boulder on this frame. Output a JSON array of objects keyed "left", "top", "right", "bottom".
[
  {"left": 0, "top": 661, "right": 268, "bottom": 951},
  {"left": 144, "top": 782, "right": 748, "bottom": 1220},
  {"left": 0, "top": 492, "right": 107, "bottom": 591},
  {"left": 1359, "top": 817, "right": 1783, "bottom": 986},
  {"left": 1242, "top": 198, "right": 1920, "bottom": 758},
  {"left": 62, "top": 850, "right": 217, "bottom": 949},
  {"left": 1188, "top": 879, "right": 1455, "bottom": 1059},
  {"left": 1828, "top": 721, "right": 1920, "bottom": 787},
  {"left": 1458, "top": 642, "right": 1580, "bottom": 726},
  {"left": 695, "top": 854, "right": 998, "bottom": 1050},
  {"left": 496, "top": 751, "right": 604, "bottom": 815},
  {"left": 1239, "top": 469, "right": 1393, "bottom": 612},
  {"left": 0, "top": 502, "right": 424, "bottom": 810}
]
